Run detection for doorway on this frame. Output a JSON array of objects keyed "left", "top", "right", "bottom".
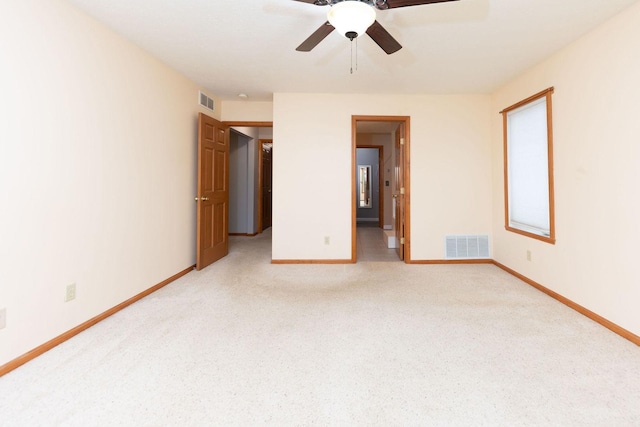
[
  {"left": 352, "top": 116, "right": 411, "bottom": 263},
  {"left": 229, "top": 129, "right": 256, "bottom": 236},
  {"left": 223, "top": 121, "right": 273, "bottom": 237},
  {"left": 258, "top": 139, "right": 273, "bottom": 233}
]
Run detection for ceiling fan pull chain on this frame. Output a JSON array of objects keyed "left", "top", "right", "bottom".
[
  {"left": 356, "top": 36, "right": 359, "bottom": 72},
  {"left": 349, "top": 37, "right": 360, "bottom": 75},
  {"left": 350, "top": 39, "right": 354, "bottom": 74}
]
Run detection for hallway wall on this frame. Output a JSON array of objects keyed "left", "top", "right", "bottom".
[
  {"left": 356, "top": 148, "right": 380, "bottom": 222},
  {"left": 229, "top": 127, "right": 260, "bottom": 234}
]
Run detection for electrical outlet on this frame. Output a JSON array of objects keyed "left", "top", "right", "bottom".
[
  {"left": 0, "top": 308, "right": 6, "bottom": 330},
  {"left": 324, "top": 236, "right": 330, "bottom": 245},
  {"left": 65, "top": 283, "right": 76, "bottom": 302},
  {"left": 526, "top": 250, "right": 532, "bottom": 262}
]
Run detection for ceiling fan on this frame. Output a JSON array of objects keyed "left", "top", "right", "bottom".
[{"left": 294, "top": 0, "right": 460, "bottom": 55}]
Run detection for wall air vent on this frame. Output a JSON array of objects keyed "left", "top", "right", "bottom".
[
  {"left": 199, "top": 91, "right": 215, "bottom": 111},
  {"left": 445, "top": 235, "right": 490, "bottom": 259}
]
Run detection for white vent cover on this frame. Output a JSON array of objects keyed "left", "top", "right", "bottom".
[
  {"left": 445, "top": 235, "right": 490, "bottom": 259},
  {"left": 199, "top": 91, "right": 215, "bottom": 111}
]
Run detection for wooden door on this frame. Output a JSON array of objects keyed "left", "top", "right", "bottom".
[
  {"left": 261, "top": 144, "right": 273, "bottom": 230},
  {"left": 196, "top": 113, "right": 229, "bottom": 270},
  {"left": 394, "top": 124, "right": 405, "bottom": 261}
]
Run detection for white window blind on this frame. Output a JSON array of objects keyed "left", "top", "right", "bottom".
[{"left": 507, "top": 97, "right": 550, "bottom": 235}]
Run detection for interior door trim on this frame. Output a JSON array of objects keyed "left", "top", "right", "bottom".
[{"left": 223, "top": 121, "right": 273, "bottom": 128}]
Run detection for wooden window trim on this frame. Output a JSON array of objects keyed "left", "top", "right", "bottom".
[{"left": 501, "top": 87, "right": 556, "bottom": 244}]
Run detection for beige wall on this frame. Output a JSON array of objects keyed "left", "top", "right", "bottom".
[
  {"left": 491, "top": 2, "right": 640, "bottom": 335},
  {"left": 222, "top": 101, "right": 273, "bottom": 122},
  {"left": 0, "top": 0, "right": 218, "bottom": 365},
  {"left": 272, "top": 93, "right": 492, "bottom": 261}
]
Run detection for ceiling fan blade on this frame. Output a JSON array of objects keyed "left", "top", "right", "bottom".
[
  {"left": 296, "top": 22, "right": 335, "bottom": 52},
  {"left": 366, "top": 21, "right": 402, "bottom": 55},
  {"left": 385, "top": 0, "right": 459, "bottom": 9}
]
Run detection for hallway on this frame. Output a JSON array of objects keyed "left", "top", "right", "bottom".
[{"left": 356, "top": 223, "right": 399, "bottom": 262}]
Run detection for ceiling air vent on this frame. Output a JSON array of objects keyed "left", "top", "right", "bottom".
[
  {"left": 199, "top": 91, "right": 214, "bottom": 111},
  {"left": 445, "top": 235, "right": 490, "bottom": 259}
]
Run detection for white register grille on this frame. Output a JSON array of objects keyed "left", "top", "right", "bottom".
[{"left": 445, "top": 235, "right": 490, "bottom": 259}]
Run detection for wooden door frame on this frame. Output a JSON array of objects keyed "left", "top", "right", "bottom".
[
  {"left": 352, "top": 115, "right": 411, "bottom": 263},
  {"left": 257, "top": 139, "right": 273, "bottom": 234},
  {"left": 355, "top": 145, "right": 384, "bottom": 228},
  {"left": 223, "top": 121, "right": 273, "bottom": 235}
]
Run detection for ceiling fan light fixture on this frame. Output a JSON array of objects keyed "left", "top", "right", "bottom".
[{"left": 327, "top": 1, "right": 376, "bottom": 40}]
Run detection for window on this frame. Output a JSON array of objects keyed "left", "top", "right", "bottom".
[{"left": 501, "top": 87, "right": 555, "bottom": 244}]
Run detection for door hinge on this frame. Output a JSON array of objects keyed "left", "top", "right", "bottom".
[
  {"left": 400, "top": 237, "right": 405, "bottom": 244},
  {"left": 400, "top": 138, "right": 405, "bottom": 145},
  {"left": 400, "top": 187, "right": 405, "bottom": 195}
]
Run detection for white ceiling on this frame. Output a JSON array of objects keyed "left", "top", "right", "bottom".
[{"left": 66, "top": 0, "right": 638, "bottom": 101}]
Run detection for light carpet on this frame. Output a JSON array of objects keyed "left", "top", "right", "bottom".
[{"left": 1, "top": 229, "right": 640, "bottom": 426}]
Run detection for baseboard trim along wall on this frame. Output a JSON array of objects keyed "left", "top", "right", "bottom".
[
  {"left": 493, "top": 261, "right": 640, "bottom": 347},
  {"left": 0, "top": 265, "right": 195, "bottom": 377},
  {"left": 229, "top": 233, "right": 258, "bottom": 237},
  {"left": 271, "top": 259, "right": 354, "bottom": 264},
  {"left": 409, "top": 259, "right": 494, "bottom": 265}
]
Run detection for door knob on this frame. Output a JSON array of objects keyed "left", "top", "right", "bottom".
[{"left": 195, "top": 196, "right": 210, "bottom": 201}]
